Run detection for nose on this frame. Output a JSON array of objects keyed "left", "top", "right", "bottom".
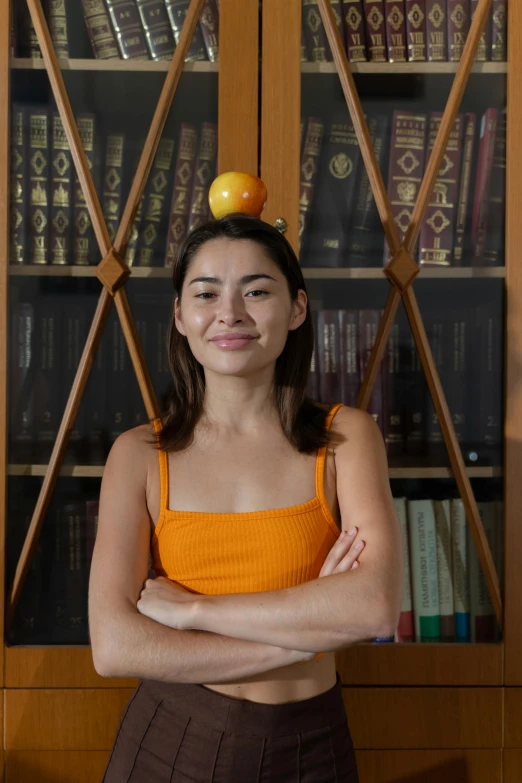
[{"left": 217, "top": 290, "right": 248, "bottom": 324}]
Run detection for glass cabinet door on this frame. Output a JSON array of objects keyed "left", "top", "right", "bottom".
[
  {"left": 6, "top": 0, "right": 223, "bottom": 647},
  {"left": 269, "top": 0, "right": 506, "bottom": 652}
]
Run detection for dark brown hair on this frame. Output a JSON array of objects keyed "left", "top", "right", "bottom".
[{"left": 154, "top": 212, "right": 341, "bottom": 454}]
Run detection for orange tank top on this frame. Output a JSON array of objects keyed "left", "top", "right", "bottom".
[{"left": 150, "top": 402, "right": 344, "bottom": 664}]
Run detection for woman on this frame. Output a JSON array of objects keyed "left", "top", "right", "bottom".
[{"left": 89, "top": 213, "right": 403, "bottom": 782}]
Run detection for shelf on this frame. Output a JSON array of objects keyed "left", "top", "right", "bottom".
[
  {"left": 10, "top": 57, "right": 219, "bottom": 73},
  {"left": 8, "top": 265, "right": 506, "bottom": 279},
  {"left": 302, "top": 62, "right": 507, "bottom": 75},
  {"left": 8, "top": 464, "right": 502, "bottom": 479}
]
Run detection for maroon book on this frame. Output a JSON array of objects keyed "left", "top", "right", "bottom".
[
  {"left": 200, "top": 0, "right": 219, "bottom": 62},
  {"left": 405, "top": 0, "right": 427, "bottom": 60},
  {"left": 470, "top": 0, "right": 491, "bottom": 61},
  {"left": 164, "top": 124, "right": 198, "bottom": 268},
  {"left": 447, "top": 0, "right": 469, "bottom": 61},
  {"left": 385, "top": 0, "right": 407, "bottom": 62},
  {"left": 471, "top": 107, "right": 498, "bottom": 265},
  {"left": 187, "top": 122, "right": 218, "bottom": 235},
  {"left": 343, "top": 0, "right": 368, "bottom": 61},
  {"left": 104, "top": 0, "right": 149, "bottom": 59},
  {"left": 364, "top": 0, "right": 387, "bottom": 61},
  {"left": 453, "top": 112, "right": 477, "bottom": 265},
  {"left": 339, "top": 310, "right": 359, "bottom": 407},
  {"left": 317, "top": 310, "right": 342, "bottom": 404},
  {"left": 382, "top": 320, "right": 403, "bottom": 456},
  {"left": 490, "top": 0, "right": 507, "bottom": 61},
  {"left": 298, "top": 117, "right": 324, "bottom": 252},
  {"left": 419, "top": 112, "right": 464, "bottom": 267},
  {"left": 136, "top": 0, "right": 176, "bottom": 60},
  {"left": 358, "top": 309, "right": 384, "bottom": 434},
  {"left": 426, "top": 0, "right": 447, "bottom": 61},
  {"left": 483, "top": 108, "right": 506, "bottom": 267}
]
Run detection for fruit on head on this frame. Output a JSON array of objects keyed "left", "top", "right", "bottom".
[{"left": 208, "top": 172, "right": 268, "bottom": 219}]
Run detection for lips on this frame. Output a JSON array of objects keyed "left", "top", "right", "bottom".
[
  {"left": 210, "top": 333, "right": 256, "bottom": 341},
  {"left": 210, "top": 333, "right": 257, "bottom": 350}
]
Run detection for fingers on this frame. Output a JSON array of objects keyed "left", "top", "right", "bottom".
[{"left": 318, "top": 527, "right": 361, "bottom": 578}]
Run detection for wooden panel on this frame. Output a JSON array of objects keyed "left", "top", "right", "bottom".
[
  {"left": 336, "top": 644, "right": 502, "bottom": 686},
  {"left": 505, "top": 0, "right": 522, "bottom": 688},
  {"left": 261, "top": 0, "right": 301, "bottom": 253},
  {"left": 504, "top": 688, "right": 522, "bottom": 747},
  {"left": 344, "top": 688, "right": 502, "bottom": 749},
  {"left": 218, "top": 0, "right": 259, "bottom": 175},
  {"left": 5, "top": 751, "right": 109, "bottom": 783},
  {"left": 355, "top": 750, "right": 501, "bottom": 783},
  {"left": 504, "top": 750, "right": 522, "bottom": 783},
  {"left": 5, "top": 688, "right": 134, "bottom": 750},
  {"left": 5, "top": 647, "right": 138, "bottom": 688}
]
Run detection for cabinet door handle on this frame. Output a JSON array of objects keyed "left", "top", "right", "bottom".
[{"left": 274, "top": 217, "right": 288, "bottom": 234}]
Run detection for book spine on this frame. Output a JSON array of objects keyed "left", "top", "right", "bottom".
[
  {"left": 136, "top": 0, "right": 176, "bottom": 59},
  {"left": 385, "top": 0, "right": 407, "bottom": 62},
  {"left": 404, "top": 325, "right": 426, "bottom": 455},
  {"left": 80, "top": 0, "right": 120, "bottom": 59},
  {"left": 165, "top": 0, "right": 208, "bottom": 60},
  {"left": 470, "top": 0, "right": 490, "bottom": 60},
  {"left": 102, "top": 133, "right": 125, "bottom": 243},
  {"left": 405, "top": 0, "right": 427, "bottom": 61},
  {"left": 343, "top": 0, "right": 368, "bottom": 61},
  {"left": 317, "top": 310, "right": 342, "bottom": 404},
  {"left": 483, "top": 107, "right": 506, "bottom": 267},
  {"left": 28, "top": 108, "right": 50, "bottom": 265},
  {"left": 298, "top": 117, "right": 324, "bottom": 253},
  {"left": 426, "top": 0, "right": 447, "bottom": 61},
  {"left": 104, "top": 0, "right": 149, "bottom": 59},
  {"left": 186, "top": 122, "right": 218, "bottom": 235},
  {"left": 84, "top": 321, "right": 109, "bottom": 463},
  {"left": 34, "top": 297, "right": 62, "bottom": 462},
  {"left": 447, "top": 307, "right": 469, "bottom": 446},
  {"left": 200, "top": 0, "right": 219, "bottom": 62},
  {"left": 408, "top": 499, "right": 441, "bottom": 642},
  {"left": 453, "top": 112, "right": 477, "bottom": 265},
  {"left": 164, "top": 124, "right": 199, "bottom": 267},
  {"left": 9, "top": 301, "right": 36, "bottom": 462},
  {"left": 447, "top": 0, "right": 469, "bottom": 61},
  {"left": 62, "top": 299, "right": 87, "bottom": 462},
  {"left": 107, "top": 309, "right": 131, "bottom": 444},
  {"left": 47, "top": 0, "right": 69, "bottom": 58},
  {"left": 425, "top": 310, "right": 445, "bottom": 457},
  {"left": 451, "top": 498, "right": 471, "bottom": 641},
  {"left": 382, "top": 321, "right": 404, "bottom": 456},
  {"left": 490, "top": 0, "right": 507, "bottom": 61},
  {"left": 475, "top": 301, "right": 503, "bottom": 463},
  {"left": 394, "top": 497, "right": 413, "bottom": 642},
  {"left": 136, "top": 136, "right": 176, "bottom": 267},
  {"left": 73, "top": 114, "right": 96, "bottom": 266},
  {"left": 358, "top": 309, "right": 384, "bottom": 433},
  {"left": 50, "top": 112, "right": 73, "bottom": 266},
  {"left": 306, "top": 309, "right": 320, "bottom": 401},
  {"left": 20, "top": 4, "right": 42, "bottom": 58},
  {"left": 302, "top": 0, "right": 343, "bottom": 61},
  {"left": 339, "top": 309, "right": 359, "bottom": 406},
  {"left": 364, "top": 0, "right": 387, "bottom": 61},
  {"left": 471, "top": 107, "right": 498, "bottom": 265},
  {"left": 85, "top": 500, "right": 100, "bottom": 569},
  {"left": 468, "top": 501, "right": 496, "bottom": 642},
  {"left": 10, "top": 104, "right": 28, "bottom": 265},
  {"left": 434, "top": 499, "right": 455, "bottom": 640},
  {"left": 385, "top": 110, "right": 427, "bottom": 265},
  {"left": 419, "top": 112, "right": 463, "bottom": 267},
  {"left": 64, "top": 501, "right": 89, "bottom": 643}
]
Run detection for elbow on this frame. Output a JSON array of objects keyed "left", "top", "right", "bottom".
[
  {"left": 372, "top": 592, "right": 401, "bottom": 640},
  {"left": 92, "top": 641, "right": 120, "bottom": 678}
]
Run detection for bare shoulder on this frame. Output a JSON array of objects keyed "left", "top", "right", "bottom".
[
  {"left": 103, "top": 423, "right": 158, "bottom": 485},
  {"left": 330, "top": 405, "right": 384, "bottom": 453}
]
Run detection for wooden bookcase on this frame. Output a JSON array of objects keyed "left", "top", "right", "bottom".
[{"left": 0, "top": 0, "right": 520, "bottom": 780}]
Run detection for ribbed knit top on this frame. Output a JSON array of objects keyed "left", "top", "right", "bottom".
[{"left": 150, "top": 403, "right": 344, "bottom": 664}]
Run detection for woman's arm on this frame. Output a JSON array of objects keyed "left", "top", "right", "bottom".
[
  {"left": 88, "top": 427, "right": 312, "bottom": 683},
  {"left": 190, "top": 408, "right": 403, "bottom": 651}
]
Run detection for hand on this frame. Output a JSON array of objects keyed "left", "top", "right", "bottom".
[
  {"left": 319, "top": 527, "right": 365, "bottom": 578},
  {"left": 136, "top": 576, "right": 200, "bottom": 630}
]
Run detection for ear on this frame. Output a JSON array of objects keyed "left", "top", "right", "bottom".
[
  {"left": 174, "top": 297, "right": 186, "bottom": 336},
  {"left": 289, "top": 289, "right": 308, "bottom": 331}
]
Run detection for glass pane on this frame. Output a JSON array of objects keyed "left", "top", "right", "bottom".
[
  {"left": 7, "top": 0, "right": 219, "bottom": 645},
  {"left": 300, "top": 0, "right": 506, "bottom": 644}
]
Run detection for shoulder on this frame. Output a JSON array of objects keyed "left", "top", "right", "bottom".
[
  {"left": 103, "top": 422, "right": 158, "bottom": 487},
  {"left": 331, "top": 404, "right": 383, "bottom": 445}
]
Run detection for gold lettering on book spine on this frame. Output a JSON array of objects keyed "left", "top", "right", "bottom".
[{"left": 82, "top": 0, "right": 120, "bottom": 59}]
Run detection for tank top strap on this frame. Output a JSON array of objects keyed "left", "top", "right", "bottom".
[
  {"left": 152, "top": 417, "right": 169, "bottom": 512},
  {"left": 315, "top": 403, "right": 344, "bottom": 505}
]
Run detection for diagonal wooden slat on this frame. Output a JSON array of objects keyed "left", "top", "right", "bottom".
[
  {"left": 318, "top": 0, "right": 503, "bottom": 627},
  {"left": 7, "top": 0, "right": 206, "bottom": 628}
]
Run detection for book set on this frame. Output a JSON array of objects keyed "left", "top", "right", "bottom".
[
  {"left": 299, "top": 106, "right": 506, "bottom": 268},
  {"left": 302, "top": 0, "right": 507, "bottom": 64}
]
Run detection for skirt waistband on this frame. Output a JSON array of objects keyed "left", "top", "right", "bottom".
[{"left": 141, "top": 671, "right": 347, "bottom": 737}]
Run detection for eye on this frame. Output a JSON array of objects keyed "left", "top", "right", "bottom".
[
  {"left": 195, "top": 292, "right": 215, "bottom": 299},
  {"left": 246, "top": 290, "right": 269, "bottom": 297}
]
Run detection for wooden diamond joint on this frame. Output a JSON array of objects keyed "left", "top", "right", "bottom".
[
  {"left": 384, "top": 247, "right": 420, "bottom": 291},
  {"left": 96, "top": 247, "right": 131, "bottom": 295}
]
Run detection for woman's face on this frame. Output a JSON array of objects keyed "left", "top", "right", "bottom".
[{"left": 174, "top": 237, "right": 307, "bottom": 378}]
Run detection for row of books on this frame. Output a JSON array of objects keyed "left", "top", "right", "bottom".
[
  {"left": 302, "top": 0, "right": 507, "bottom": 64},
  {"left": 307, "top": 306, "right": 503, "bottom": 463},
  {"left": 13, "top": 0, "right": 219, "bottom": 62},
  {"left": 299, "top": 106, "right": 506, "bottom": 268},
  {"left": 9, "top": 290, "right": 174, "bottom": 465},
  {"left": 9, "top": 104, "right": 218, "bottom": 267},
  {"left": 389, "top": 497, "right": 504, "bottom": 643}
]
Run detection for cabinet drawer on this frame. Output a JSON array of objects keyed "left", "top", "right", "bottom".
[
  {"left": 355, "top": 750, "right": 501, "bottom": 783},
  {"left": 5, "top": 751, "right": 109, "bottom": 783}
]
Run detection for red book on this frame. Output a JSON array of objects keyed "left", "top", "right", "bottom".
[
  {"left": 471, "top": 107, "right": 498, "bottom": 265},
  {"left": 490, "top": 0, "right": 507, "bottom": 61},
  {"left": 385, "top": 0, "right": 407, "bottom": 62},
  {"left": 405, "top": 0, "right": 427, "bottom": 61},
  {"left": 364, "top": 0, "right": 387, "bottom": 61},
  {"left": 453, "top": 112, "right": 477, "bottom": 265},
  {"left": 471, "top": 0, "right": 491, "bottom": 61},
  {"left": 426, "top": 0, "right": 447, "bottom": 61},
  {"left": 447, "top": 0, "right": 469, "bottom": 61},
  {"left": 343, "top": 0, "right": 368, "bottom": 61}
]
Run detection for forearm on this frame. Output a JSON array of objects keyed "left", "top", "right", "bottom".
[
  {"left": 93, "top": 609, "right": 312, "bottom": 683},
  {"left": 194, "top": 570, "right": 396, "bottom": 652}
]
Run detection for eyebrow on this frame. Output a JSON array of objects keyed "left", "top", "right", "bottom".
[{"left": 188, "top": 274, "right": 278, "bottom": 286}]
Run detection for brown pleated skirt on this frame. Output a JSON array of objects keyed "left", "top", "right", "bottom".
[{"left": 102, "top": 671, "right": 358, "bottom": 782}]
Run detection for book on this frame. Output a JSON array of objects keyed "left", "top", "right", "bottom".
[
  {"left": 446, "top": 306, "right": 470, "bottom": 448},
  {"left": 28, "top": 107, "right": 51, "bottom": 265},
  {"left": 136, "top": 0, "right": 176, "bottom": 60},
  {"left": 469, "top": 501, "right": 496, "bottom": 642},
  {"left": 101, "top": 133, "right": 125, "bottom": 243},
  {"left": 358, "top": 309, "right": 384, "bottom": 433},
  {"left": 339, "top": 310, "right": 359, "bottom": 407},
  {"left": 385, "top": 0, "right": 408, "bottom": 62},
  {"left": 80, "top": 0, "right": 120, "bottom": 59},
  {"left": 83, "top": 317, "right": 109, "bottom": 464},
  {"left": 471, "top": 0, "right": 491, "bottom": 61},
  {"left": 408, "top": 499, "right": 441, "bottom": 642},
  {"left": 317, "top": 310, "right": 342, "bottom": 404},
  {"left": 447, "top": 0, "right": 469, "bottom": 61},
  {"left": 9, "top": 300, "right": 36, "bottom": 462},
  {"left": 104, "top": 0, "right": 150, "bottom": 59},
  {"left": 343, "top": 0, "right": 368, "bottom": 61},
  {"left": 106, "top": 307, "right": 132, "bottom": 444},
  {"left": 50, "top": 112, "right": 73, "bottom": 266},
  {"left": 382, "top": 321, "right": 403, "bottom": 456},
  {"left": 403, "top": 316, "right": 426, "bottom": 456},
  {"left": 453, "top": 112, "right": 477, "bottom": 265},
  {"left": 394, "top": 497, "right": 413, "bottom": 642},
  {"left": 33, "top": 296, "right": 62, "bottom": 462},
  {"left": 302, "top": 0, "right": 344, "bottom": 61},
  {"left": 187, "top": 121, "right": 218, "bottom": 235},
  {"left": 434, "top": 499, "right": 455, "bottom": 640},
  {"left": 471, "top": 107, "right": 498, "bottom": 265},
  {"left": 47, "top": 0, "right": 69, "bottom": 58},
  {"left": 165, "top": 124, "right": 198, "bottom": 267},
  {"left": 73, "top": 114, "right": 97, "bottom": 266},
  {"left": 490, "top": 0, "right": 507, "bottom": 61},
  {"left": 426, "top": 0, "right": 447, "bottom": 61},
  {"left": 10, "top": 104, "right": 28, "bottom": 265},
  {"left": 473, "top": 301, "right": 503, "bottom": 463},
  {"left": 405, "top": 0, "right": 427, "bottom": 61},
  {"left": 483, "top": 108, "right": 506, "bottom": 267},
  {"left": 62, "top": 500, "right": 89, "bottom": 643},
  {"left": 424, "top": 308, "right": 446, "bottom": 459},
  {"left": 200, "top": 0, "right": 219, "bottom": 62},
  {"left": 451, "top": 498, "right": 471, "bottom": 642},
  {"left": 364, "top": 0, "right": 387, "bottom": 61},
  {"left": 62, "top": 297, "right": 89, "bottom": 463},
  {"left": 135, "top": 136, "right": 176, "bottom": 266},
  {"left": 299, "top": 117, "right": 324, "bottom": 253},
  {"left": 165, "top": 0, "right": 208, "bottom": 61},
  {"left": 306, "top": 309, "right": 320, "bottom": 400}
]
